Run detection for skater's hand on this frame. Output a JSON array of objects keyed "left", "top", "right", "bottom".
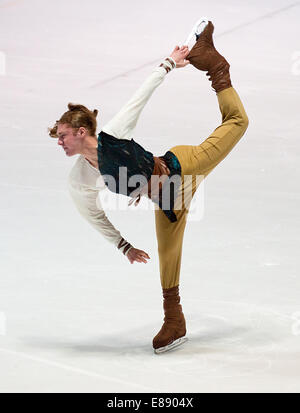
[
  {"left": 170, "top": 45, "right": 190, "bottom": 68},
  {"left": 127, "top": 248, "right": 150, "bottom": 264}
]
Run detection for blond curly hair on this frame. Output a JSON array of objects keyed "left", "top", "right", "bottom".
[{"left": 48, "top": 103, "right": 98, "bottom": 138}]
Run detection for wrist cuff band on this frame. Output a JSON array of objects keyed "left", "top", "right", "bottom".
[
  {"left": 117, "top": 237, "right": 132, "bottom": 256},
  {"left": 159, "top": 56, "right": 176, "bottom": 73}
]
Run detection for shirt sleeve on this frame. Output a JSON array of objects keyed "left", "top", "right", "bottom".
[
  {"left": 68, "top": 180, "right": 133, "bottom": 256},
  {"left": 101, "top": 57, "right": 176, "bottom": 140}
]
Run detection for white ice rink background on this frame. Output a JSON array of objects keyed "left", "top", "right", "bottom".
[{"left": 0, "top": 0, "right": 300, "bottom": 392}]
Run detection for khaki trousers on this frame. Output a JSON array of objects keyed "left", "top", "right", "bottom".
[{"left": 155, "top": 87, "right": 249, "bottom": 289}]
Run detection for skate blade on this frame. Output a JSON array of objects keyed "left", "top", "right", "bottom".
[
  {"left": 183, "top": 17, "right": 209, "bottom": 48},
  {"left": 154, "top": 336, "right": 188, "bottom": 354}
]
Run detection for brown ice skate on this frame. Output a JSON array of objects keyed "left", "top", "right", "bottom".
[
  {"left": 187, "top": 21, "right": 232, "bottom": 93},
  {"left": 153, "top": 285, "right": 187, "bottom": 354}
]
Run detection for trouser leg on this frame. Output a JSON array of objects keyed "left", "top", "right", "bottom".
[
  {"left": 154, "top": 204, "right": 188, "bottom": 289},
  {"left": 170, "top": 87, "right": 249, "bottom": 179},
  {"left": 155, "top": 172, "right": 201, "bottom": 289}
]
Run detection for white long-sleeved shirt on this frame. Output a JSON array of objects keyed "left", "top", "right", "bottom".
[{"left": 68, "top": 57, "right": 176, "bottom": 255}]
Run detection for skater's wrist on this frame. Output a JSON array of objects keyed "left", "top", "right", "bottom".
[
  {"left": 159, "top": 57, "right": 176, "bottom": 74},
  {"left": 124, "top": 245, "right": 134, "bottom": 257},
  {"left": 166, "top": 56, "right": 176, "bottom": 69},
  {"left": 117, "top": 237, "right": 133, "bottom": 256}
]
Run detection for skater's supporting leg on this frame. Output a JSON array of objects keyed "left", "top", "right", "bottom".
[
  {"left": 152, "top": 202, "right": 189, "bottom": 352},
  {"left": 155, "top": 205, "right": 188, "bottom": 289}
]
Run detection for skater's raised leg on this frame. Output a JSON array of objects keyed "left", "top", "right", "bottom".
[{"left": 171, "top": 21, "right": 249, "bottom": 179}]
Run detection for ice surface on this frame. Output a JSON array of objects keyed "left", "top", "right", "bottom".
[{"left": 0, "top": 0, "right": 300, "bottom": 393}]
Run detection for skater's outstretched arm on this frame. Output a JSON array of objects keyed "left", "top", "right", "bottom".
[
  {"left": 68, "top": 178, "right": 150, "bottom": 263},
  {"left": 102, "top": 46, "right": 190, "bottom": 140}
]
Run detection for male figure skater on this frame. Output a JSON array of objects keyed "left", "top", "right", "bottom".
[{"left": 49, "top": 20, "right": 249, "bottom": 353}]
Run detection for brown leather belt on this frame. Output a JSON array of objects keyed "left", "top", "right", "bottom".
[{"left": 128, "top": 156, "right": 170, "bottom": 207}]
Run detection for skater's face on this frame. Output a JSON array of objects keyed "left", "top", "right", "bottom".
[{"left": 57, "top": 123, "right": 85, "bottom": 156}]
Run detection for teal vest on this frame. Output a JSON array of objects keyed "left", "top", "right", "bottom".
[{"left": 97, "top": 130, "right": 181, "bottom": 223}]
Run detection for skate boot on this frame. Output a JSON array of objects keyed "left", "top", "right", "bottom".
[
  {"left": 186, "top": 21, "right": 232, "bottom": 93},
  {"left": 153, "top": 285, "right": 188, "bottom": 354}
]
